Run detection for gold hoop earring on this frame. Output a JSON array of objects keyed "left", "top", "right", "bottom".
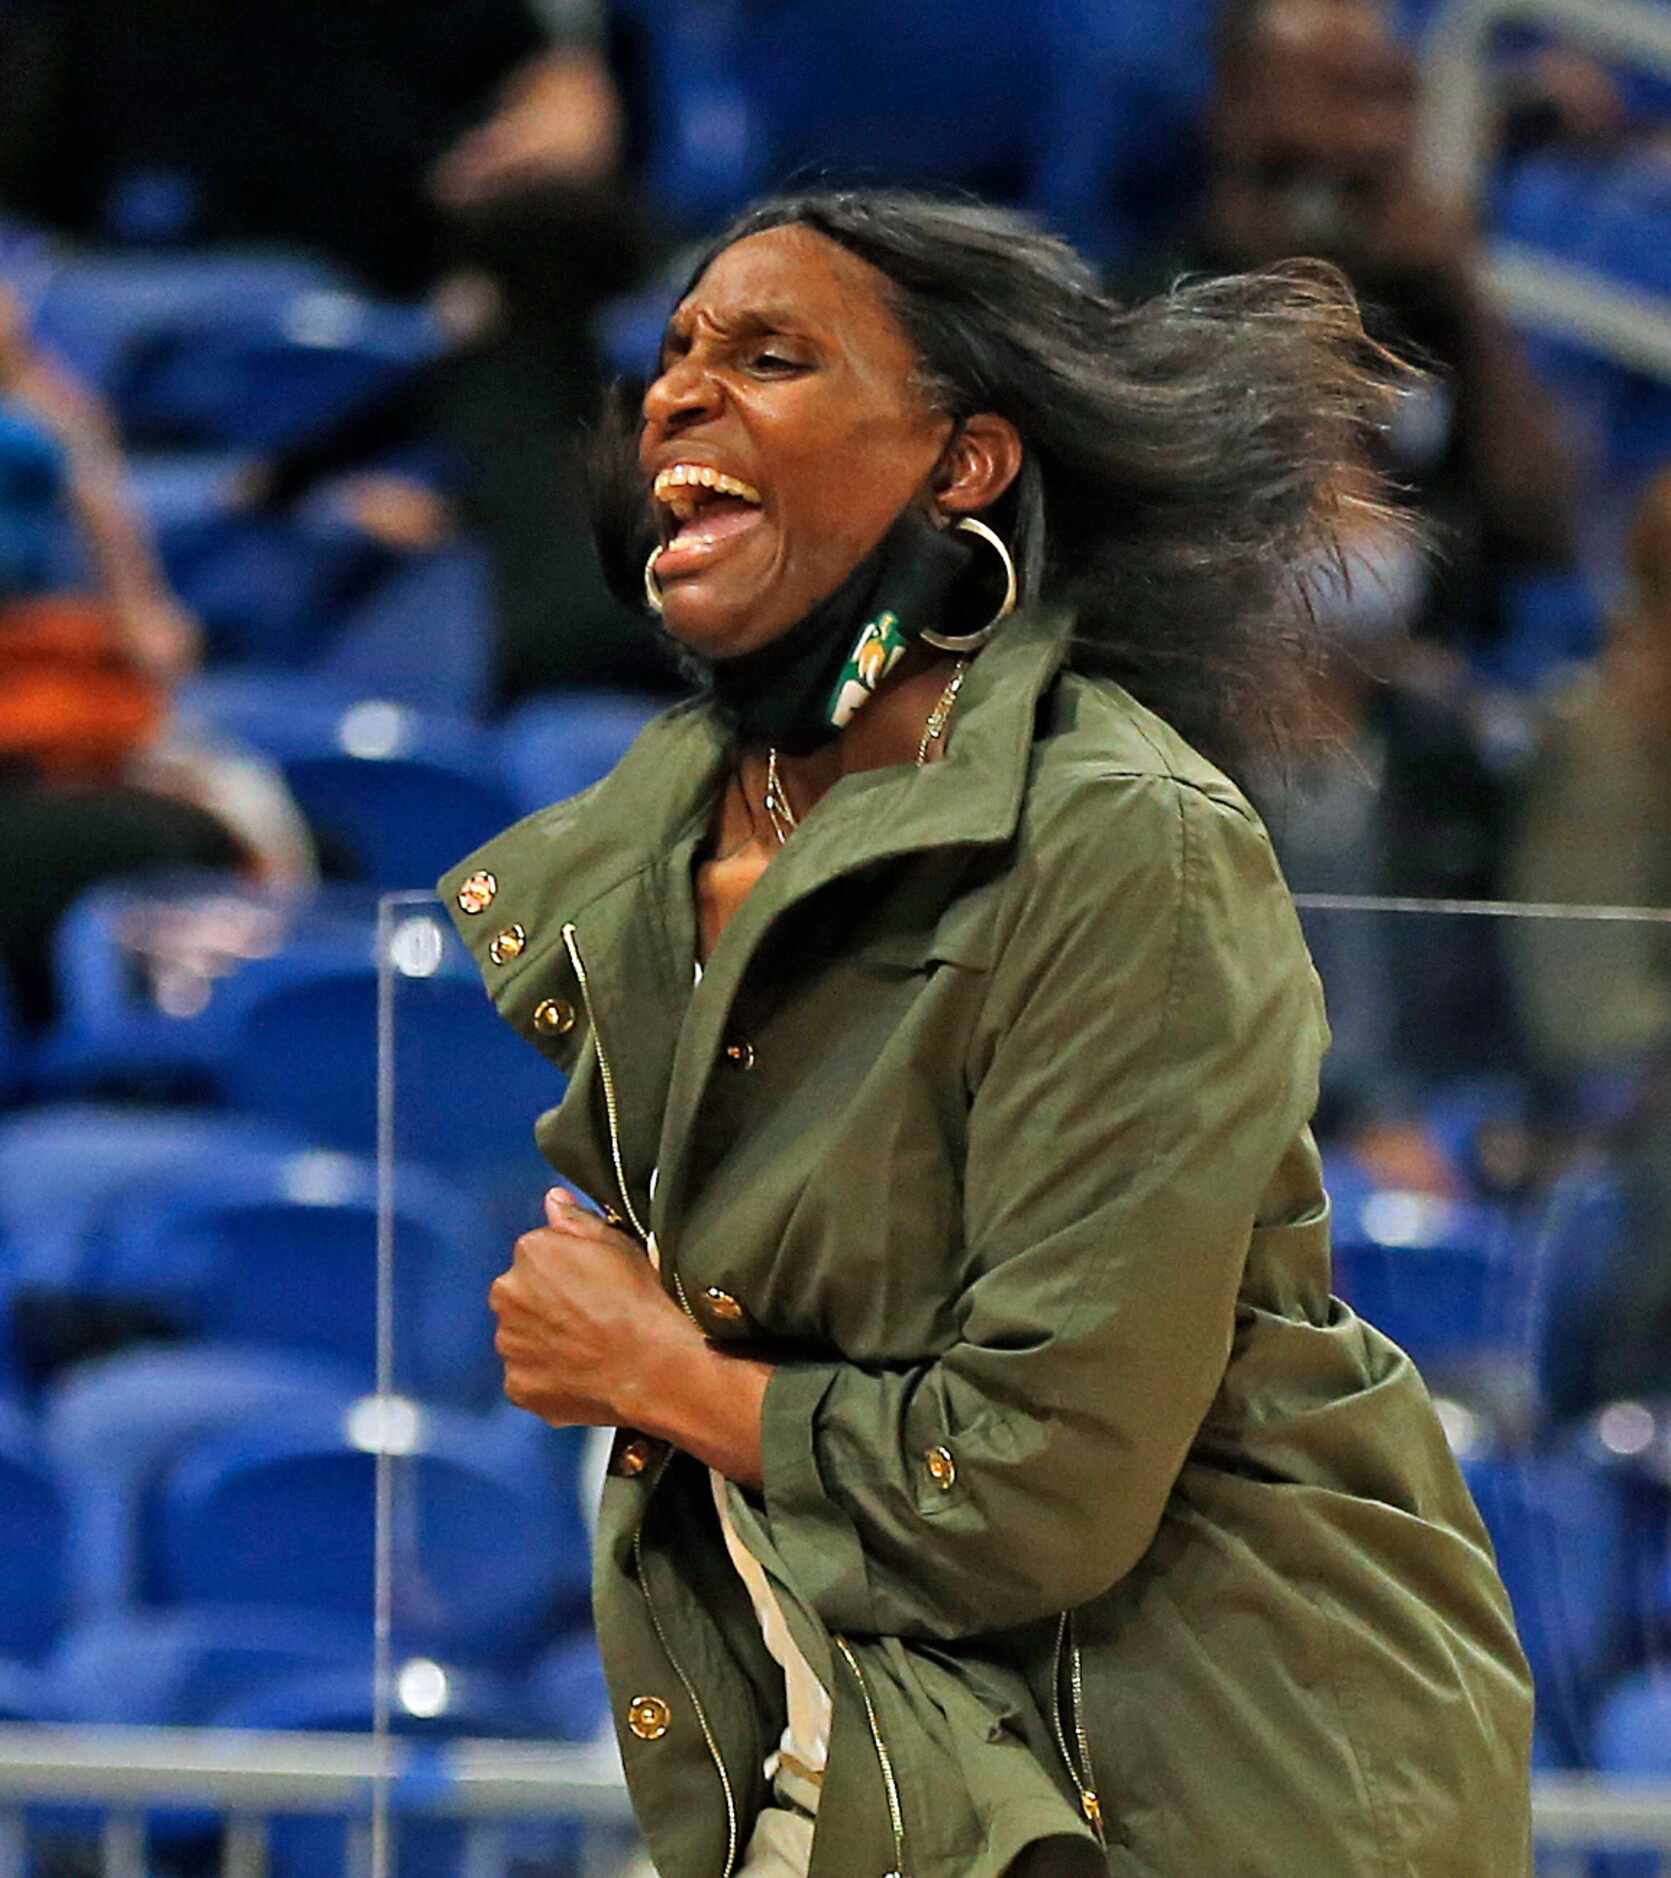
[
  {"left": 921, "top": 516, "right": 1017, "bottom": 653},
  {"left": 643, "top": 545, "right": 665, "bottom": 615}
]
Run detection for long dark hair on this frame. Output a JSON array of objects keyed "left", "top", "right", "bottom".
[{"left": 589, "top": 189, "right": 1416, "bottom": 776}]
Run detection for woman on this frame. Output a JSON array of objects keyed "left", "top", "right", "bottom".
[{"left": 442, "top": 192, "right": 1532, "bottom": 1876}]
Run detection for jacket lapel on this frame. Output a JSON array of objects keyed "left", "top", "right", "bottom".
[{"left": 443, "top": 608, "right": 1073, "bottom": 1243}]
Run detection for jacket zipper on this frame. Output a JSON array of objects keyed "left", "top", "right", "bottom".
[
  {"left": 560, "top": 923, "right": 650, "bottom": 1242},
  {"left": 833, "top": 1635, "right": 908, "bottom": 1878},
  {"left": 634, "top": 1468, "right": 741, "bottom": 1878},
  {"left": 567, "top": 929, "right": 735, "bottom": 1864},
  {"left": 1051, "top": 1612, "right": 1105, "bottom": 1843}
]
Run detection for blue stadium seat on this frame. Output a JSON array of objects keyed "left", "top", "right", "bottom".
[
  {"left": 214, "top": 1662, "right": 531, "bottom": 1736},
  {"left": 317, "top": 542, "right": 495, "bottom": 719},
  {"left": 497, "top": 690, "right": 662, "bottom": 816},
  {"left": 49, "top": 1607, "right": 370, "bottom": 1726},
  {"left": 215, "top": 1663, "right": 560, "bottom": 1878},
  {"left": 41, "top": 1344, "right": 365, "bottom": 1617},
  {"left": 279, "top": 751, "right": 513, "bottom": 892},
  {"left": 113, "top": 291, "right": 441, "bottom": 454},
  {"left": 158, "top": 500, "right": 395, "bottom": 667},
  {"left": 610, "top": 0, "right": 1210, "bottom": 266},
  {"left": 28, "top": 251, "right": 344, "bottom": 398},
  {"left": 0, "top": 1103, "right": 304, "bottom": 1297},
  {"left": 154, "top": 1396, "right": 591, "bottom": 1664},
  {"left": 28, "top": 250, "right": 439, "bottom": 452},
  {"left": 0, "top": 1269, "right": 28, "bottom": 1403},
  {"left": 1528, "top": 1162, "right": 1630, "bottom": 1429},
  {"left": 204, "top": 913, "right": 561, "bottom": 1205},
  {"left": 0, "top": 1401, "right": 68, "bottom": 1661},
  {"left": 1464, "top": 1452, "right": 1641, "bottom": 1767},
  {"left": 524, "top": 1633, "right": 610, "bottom": 1743},
  {"left": 167, "top": 695, "right": 514, "bottom": 889},
  {"left": 0, "top": 1657, "right": 52, "bottom": 1722},
  {"left": 1472, "top": 569, "right": 1604, "bottom": 694},
  {"left": 31, "top": 879, "right": 373, "bottom": 1097},
  {"left": 45, "top": 1607, "right": 376, "bottom": 1858},
  {"left": 1329, "top": 1185, "right": 1519, "bottom": 1379},
  {"left": 84, "top": 1146, "right": 503, "bottom": 1403},
  {"left": 1590, "top": 1668, "right": 1671, "bottom": 1878}
]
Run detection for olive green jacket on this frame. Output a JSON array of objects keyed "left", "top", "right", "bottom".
[{"left": 442, "top": 610, "right": 1533, "bottom": 1878}]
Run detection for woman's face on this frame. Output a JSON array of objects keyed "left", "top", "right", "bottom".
[{"left": 639, "top": 225, "right": 954, "bottom": 658}]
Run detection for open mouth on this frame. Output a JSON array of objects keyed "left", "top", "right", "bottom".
[{"left": 651, "top": 463, "right": 767, "bottom": 578}]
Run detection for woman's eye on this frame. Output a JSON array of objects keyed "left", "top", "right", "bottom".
[{"left": 749, "top": 350, "right": 804, "bottom": 374}]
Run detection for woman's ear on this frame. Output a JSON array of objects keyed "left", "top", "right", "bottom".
[{"left": 931, "top": 412, "right": 1024, "bottom": 518}]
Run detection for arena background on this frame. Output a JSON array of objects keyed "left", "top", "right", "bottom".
[{"left": 1, "top": 0, "right": 1669, "bottom": 1871}]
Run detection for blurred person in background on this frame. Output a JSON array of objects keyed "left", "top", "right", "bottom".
[
  {"left": 1247, "top": 510, "right": 1518, "bottom": 1191},
  {"left": 1119, "top": 0, "right": 1584, "bottom": 1188},
  {"left": 1506, "top": 467, "right": 1671, "bottom": 1422},
  {"left": 1508, "top": 464, "right": 1671, "bottom": 1085},
  {"left": 1117, "top": 0, "right": 1577, "bottom": 661},
  {"left": 0, "top": 0, "right": 613, "bottom": 293},
  {"left": 0, "top": 0, "right": 669, "bottom": 703},
  {"left": 0, "top": 284, "right": 311, "bottom": 1029}
]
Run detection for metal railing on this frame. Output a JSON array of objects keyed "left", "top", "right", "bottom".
[
  {"left": 0, "top": 1726, "right": 636, "bottom": 1878},
  {"left": 1420, "top": 0, "right": 1671, "bottom": 381},
  {"left": 0, "top": 1729, "right": 1668, "bottom": 1875}
]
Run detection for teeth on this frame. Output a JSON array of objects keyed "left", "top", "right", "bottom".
[{"left": 653, "top": 465, "right": 762, "bottom": 510}]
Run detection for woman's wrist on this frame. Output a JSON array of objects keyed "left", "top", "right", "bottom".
[{"left": 619, "top": 1317, "right": 772, "bottom": 1490}]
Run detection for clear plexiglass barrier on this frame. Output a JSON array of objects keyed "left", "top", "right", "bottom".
[{"left": 373, "top": 887, "right": 1671, "bottom": 1877}]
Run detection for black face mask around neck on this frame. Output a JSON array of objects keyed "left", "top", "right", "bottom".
[{"left": 694, "top": 510, "right": 978, "bottom": 754}]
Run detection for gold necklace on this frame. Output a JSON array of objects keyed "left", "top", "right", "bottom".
[
  {"left": 916, "top": 658, "right": 970, "bottom": 765},
  {"left": 762, "top": 748, "right": 798, "bottom": 846},
  {"left": 764, "top": 659, "right": 971, "bottom": 846}
]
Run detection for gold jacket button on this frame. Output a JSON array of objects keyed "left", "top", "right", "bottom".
[
  {"left": 925, "top": 1445, "right": 957, "bottom": 1491},
  {"left": 455, "top": 870, "right": 497, "bottom": 915},
  {"left": 627, "top": 1695, "right": 671, "bottom": 1740},
  {"left": 533, "top": 998, "right": 575, "bottom": 1035},
  {"left": 488, "top": 923, "right": 527, "bottom": 965},
  {"left": 723, "top": 1039, "right": 756, "bottom": 1070},
  {"left": 703, "top": 1286, "right": 745, "bottom": 1322},
  {"left": 616, "top": 1438, "right": 654, "bottom": 1478}
]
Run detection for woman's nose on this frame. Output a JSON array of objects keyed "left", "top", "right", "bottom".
[{"left": 642, "top": 356, "right": 721, "bottom": 437}]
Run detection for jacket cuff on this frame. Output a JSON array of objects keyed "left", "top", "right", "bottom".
[{"left": 760, "top": 1361, "right": 878, "bottom": 1635}]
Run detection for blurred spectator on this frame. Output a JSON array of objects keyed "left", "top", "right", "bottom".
[
  {"left": 0, "top": 0, "right": 610, "bottom": 294},
  {"left": 1395, "top": 0, "right": 1668, "bottom": 154},
  {"left": 1534, "top": 1040, "right": 1671, "bottom": 1421},
  {"left": 1250, "top": 519, "right": 1518, "bottom": 1184},
  {"left": 0, "top": 285, "right": 311, "bottom": 1029},
  {"left": 1117, "top": 0, "right": 1578, "bottom": 658},
  {"left": 1507, "top": 464, "right": 1671, "bottom": 1084}
]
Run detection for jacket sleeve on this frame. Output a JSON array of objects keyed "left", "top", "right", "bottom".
[{"left": 756, "top": 771, "right": 1327, "bottom": 1639}]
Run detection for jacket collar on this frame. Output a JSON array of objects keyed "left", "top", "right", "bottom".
[
  {"left": 527, "top": 601, "right": 1074, "bottom": 929},
  {"left": 442, "top": 605, "right": 1073, "bottom": 1239}
]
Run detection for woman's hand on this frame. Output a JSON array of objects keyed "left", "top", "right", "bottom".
[
  {"left": 490, "top": 1189, "right": 693, "bottom": 1429},
  {"left": 490, "top": 1187, "right": 774, "bottom": 1489}
]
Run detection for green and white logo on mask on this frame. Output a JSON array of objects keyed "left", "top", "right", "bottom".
[{"left": 826, "top": 610, "right": 910, "bottom": 731}]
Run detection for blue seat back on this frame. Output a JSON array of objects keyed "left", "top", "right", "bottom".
[
  {"left": 318, "top": 544, "right": 494, "bottom": 719},
  {"left": 1330, "top": 1188, "right": 1517, "bottom": 1375},
  {"left": 279, "top": 751, "right": 515, "bottom": 890},
  {"left": 1463, "top": 1452, "right": 1642, "bottom": 1764},
  {"left": 94, "top": 1150, "right": 502, "bottom": 1403},
  {"left": 49, "top": 1606, "right": 370, "bottom": 1725},
  {"left": 0, "top": 1403, "right": 67, "bottom": 1660},
  {"left": 42, "top": 1345, "right": 365, "bottom": 1616},
  {"left": 497, "top": 690, "right": 662, "bottom": 817},
  {"left": 156, "top": 1398, "right": 591, "bottom": 1662}
]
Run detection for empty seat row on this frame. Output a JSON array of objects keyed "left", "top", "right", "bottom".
[{"left": 2, "top": 1347, "right": 592, "bottom": 1665}]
